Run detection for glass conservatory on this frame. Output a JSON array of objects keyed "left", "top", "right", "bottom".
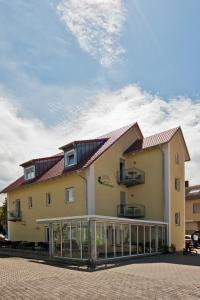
[{"left": 37, "top": 215, "right": 168, "bottom": 265}]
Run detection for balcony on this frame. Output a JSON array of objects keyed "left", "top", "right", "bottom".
[
  {"left": 8, "top": 210, "right": 22, "bottom": 222},
  {"left": 117, "top": 167, "right": 145, "bottom": 187},
  {"left": 117, "top": 203, "right": 145, "bottom": 219}
]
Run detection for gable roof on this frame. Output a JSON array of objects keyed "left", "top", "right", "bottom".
[
  {"left": 186, "top": 185, "right": 200, "bottom": 200},
  {"left": 124, "top": 127, "right": 190, "bottom": 161},
  {"left": 1, "top": 122, "right": 140, "bottom": 193}
]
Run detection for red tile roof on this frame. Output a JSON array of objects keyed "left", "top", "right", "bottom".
[
  {"left": 1, "top": 122, "right": 138, "bottom": 193},
  {"left": 124, "top": 127, "right": 190, "bottom": 161}
]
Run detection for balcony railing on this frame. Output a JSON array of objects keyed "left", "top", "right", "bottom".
[
  {"left": 117, "top": 167, "right": 145, "bottom": 187},
  {"left": 117, "top": 203, "right": 145, "bottom": 219},
  {"left": 8, "top": 210, "right": 22, "bottom": 222}
]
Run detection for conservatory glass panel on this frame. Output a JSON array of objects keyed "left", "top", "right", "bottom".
[
  {"left": 96, "top": 222, "right": 106, "bottom": 259},
  {"left": 81, "top": 221, "right": 89, "bottom": 259},
  {"left": 145, "top": 226, "right": 150, "bottom": 253},
  {"left": 131, "top": 225, "right": 137, "bottom": 255},
  {"left": 151, "top": 226, "right": 156, "bottom": 253},
  {"left": 53, "top": 223, "right": 61, "bottom": 257},
  {"left": 123, "top": 224, "right": 130, "bottom": 256},
  {"left": 62, "top": 223, "right": 71, "bottom": 257},
  {"left": 138, "top": 225, "right": 144, "bottom": 254},
  {"left": 71, "top": 223, "right": 81, "bottom": 258},
  {"left": 158, "top": 226, "right": 163, "bottom": 251},
  {"left": 107, "top": 223, "right": 115, "bottom": 258},
  {"left": 115, "top": 224, "right": 122, "bottom": 257}
]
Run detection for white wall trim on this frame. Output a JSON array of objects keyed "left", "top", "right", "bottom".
[{"left": 162, "top": 143, "right": 171, "bottom": 246}]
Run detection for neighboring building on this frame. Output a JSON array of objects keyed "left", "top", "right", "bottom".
[
  {"left": 185, "top": 182, "right": 200, "bottom": 234},
  {"left": 1, "top": 122, "right": 190, "bottom": 263}
]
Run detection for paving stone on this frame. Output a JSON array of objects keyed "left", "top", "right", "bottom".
[{"left": 0, "top": 251, "right": 200, "bottom": 299}]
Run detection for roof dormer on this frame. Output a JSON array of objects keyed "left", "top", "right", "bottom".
[
  {"left": 64, "top": 148, "right": 77, "bottom": 168},
  {"left": 59, "top": 138, "right": 108, "bottom": 169},
  {"left": 20, "top": 154, "right": 63, "bottom": 181},
  {"left": 24, "top": 165, "right": 35, "bottom": 181}
]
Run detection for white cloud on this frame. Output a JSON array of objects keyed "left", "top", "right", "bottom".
[
  {"left": 57, "top": 0, "right": 125, "bottom": 67},
  {"left": 0, "top": 85, "right": 200, "bottom": 205}
]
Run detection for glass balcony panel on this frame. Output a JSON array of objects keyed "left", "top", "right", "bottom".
[
  {"left": 117, "top": 204, "right": 145, "bottom": 219},
  {"left": 117, "top": 167, "right": 145, "bottom": 187}
]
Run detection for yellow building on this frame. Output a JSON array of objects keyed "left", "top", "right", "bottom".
[
  {"left": 1, "top": 122, "right": 190, "bottom": 262},
  {"left": 185, "top": 183, "right": 200, "bottom": 234}
]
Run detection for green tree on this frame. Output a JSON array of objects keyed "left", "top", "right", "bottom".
[{"left": 0, "top": 198, "right": 7, "bottom": 224}]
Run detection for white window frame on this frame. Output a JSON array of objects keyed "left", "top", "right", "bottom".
[
  {"left": 193, "top": 203, "right": 200, "bottom": 214},
  {"left": 65, "top": 187, "right": 75, "bottom": 203},
  {"left": 24, "top": 165, "right": 35, "bottom": 181},
  {"left": 64, "top": 149, "right": 77, "bottom": 168},
  {"left": 28, "top": 196, "right": 33, "bottom": 209},
  {"left": 46, "top": 192, "right": 52, "bottom": 207}
]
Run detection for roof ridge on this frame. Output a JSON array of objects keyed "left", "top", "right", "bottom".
[
  {"left": 144, "top": 126, "right": 180, "bottom": 140},
  {"left": 98, "top": 122, "right": 136, "bottom": 138}
]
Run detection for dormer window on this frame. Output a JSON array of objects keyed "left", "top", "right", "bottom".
[
  {"left": 64, "top": 149, "right": 77, "bottom": 168},
  {"left": 24, "top": 165, "right": 35, "bottom": 181}
]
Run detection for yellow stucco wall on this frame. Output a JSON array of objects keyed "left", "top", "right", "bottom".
[
  {"left": 169, "top": 132, "right": 185, "bottom": 251},
  {"left": 185, "top": 198, "right": 200, "bottom": 233},
  {"left": 94, "top": 129, "right": 164, "bottom": 222},
  {"left": 8, "top": 173, "right": 85, "bottom": 241}
]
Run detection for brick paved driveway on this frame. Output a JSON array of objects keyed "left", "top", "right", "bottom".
[{"left": 0, "top": 252, "right": 200, "bottom": 300}]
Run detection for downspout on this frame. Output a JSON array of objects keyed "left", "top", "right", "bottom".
[
  {"left": 158, "top": 145, "right": 165, "bottom": 221},
  {"left": 159, "top": 144, "right": 171, "bottom": 247}
]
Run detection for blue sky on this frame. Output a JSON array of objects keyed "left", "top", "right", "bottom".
[{"left": 0, "top": 0, "right": 200, "bottom": 199}]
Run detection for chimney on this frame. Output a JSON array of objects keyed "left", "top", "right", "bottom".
[{"left": 185, "top": 180, "right": 189, "bottom": 188}]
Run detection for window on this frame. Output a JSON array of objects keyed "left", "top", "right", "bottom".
[
  {"left": 16, "top": 199, "right": 21, "bottom": 218},
  {"left": 175, "top": 212, "right": 180, "bottom": 225},
  {"left": 28, "top": 197, "right": 32, "bottom": 209},
  {"left": 65, "top": 187, "right": 74, "bottom": 203},
  {"left": 24, "top": 165, "right": 35, "bottom": 181},
  {"left": 46, "top": 192, "right": 52, "bottom": 207},
  {"left": 64, "top": 149, "right": 77, "bottom": 167},
  {"left": 175, "top": 178, "right": 180, "bottom": 191},
  {"left": 193, "top": 203, "right": 200, "bottom": 214},
  {"left": 175, "top": 153, "right": 179, "bottom": 164}
]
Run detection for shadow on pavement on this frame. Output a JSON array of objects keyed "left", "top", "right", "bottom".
[{"left": 0, "top": 250, "right": 199, "bottom": 272}]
